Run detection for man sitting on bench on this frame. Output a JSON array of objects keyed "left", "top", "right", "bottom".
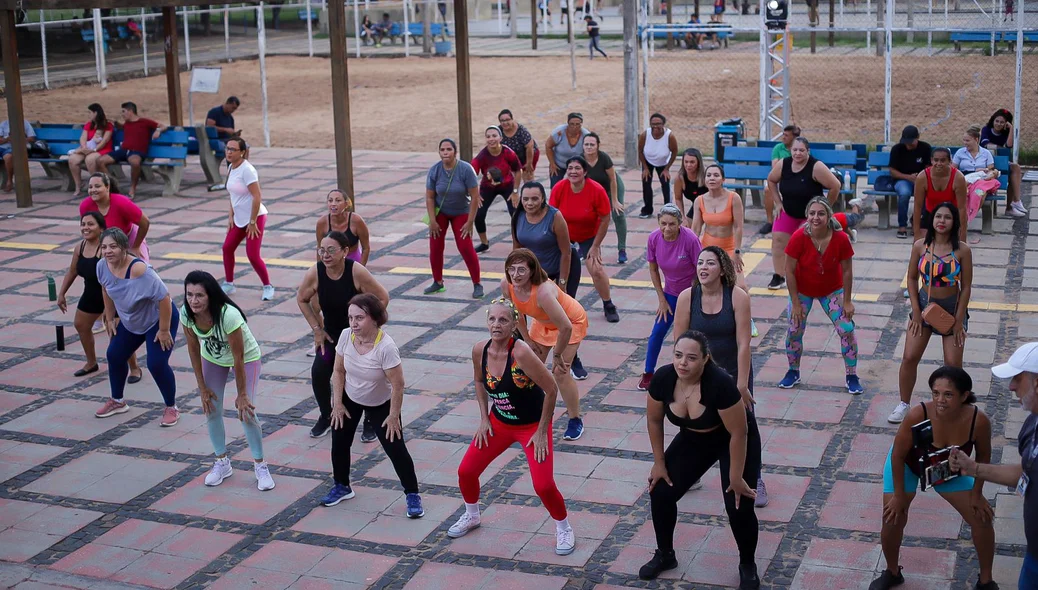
[
  {"left": 0, "top": 118, "right": 35, "bottom": 193},
  {"left": 205, "top": 96, "right": 241, "bottom": 147},
  {"left": 889, "top": 125, "right": 931, "bottom": 239},
  {"left": 374, "top": 13, "right": 393, "bottom": 46},
  {"left": 98, "top": 102, "right": 168, "bottom": 199}
]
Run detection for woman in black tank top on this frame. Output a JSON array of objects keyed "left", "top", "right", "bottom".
[
  {"left": 448, "top": 299, "right": 576, "bottom": 555},
  {"left": 297, "top": 231, "right": 390, "bottom": 439},
  {"left": 764, "top": 137, "right": 843, "bottom": 291},
  {"left": 673, "top": 148, "right": 708, "bottom": 224},
  {"left": 315, "top": 190, "right": 370, "bottom": 265}
]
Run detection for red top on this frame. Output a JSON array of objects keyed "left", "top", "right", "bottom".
[
  {"left": 79, "top": 194, "right": 143, "bottom": 234},
  {"left": 549, "top": 178, "right": 611, "bottom": 243},
  {"left": 85, "top": 121, "right": 115, "bottom": 155},
  {"left": 784, "top": 227, "right": 854, "bottom": 298},
  {"left": 471, "top": 146, "right": 521, "bottom": 190},
  {"left": 924, "top": 166, "right": 958, "bottom": 213},
  {"left": 120, "top": 118, "right": 159, "bottom": 153}
]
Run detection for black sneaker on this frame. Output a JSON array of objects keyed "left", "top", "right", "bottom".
[
  {"left": 310, "top": 415, "right": 331, "bottom": 438},
  {"left": 474, "top": 243, "right": 490, "bottom": 253},
  {"left": 570, "top": 355, "right": 588, "bottom": 380},
  {"left": 739, "top": 563, "right": 761, "bottom": 589},
  {"left": 638, "top": 210, "right": 653, "bottom": 219},
  {"left": 759, "top": 221, "right": 773, "bottom": 235},
  {"left": 603, "top": 301, "right": 620, "bottom": 323},
  {"left": 767, "top": 273, "right": 786, "bottom": 290},
  {"left": 975, "top": 580, "right": 999, "bottom": 590},
  {"left": 638, "top": 549, "right": 678, "bottom": 580},
  {"left": 869, "top": 567, "right": 904, "bottom": 590},
  {"left": 360, "top": 418, "right": 377, "bottom": 443}
]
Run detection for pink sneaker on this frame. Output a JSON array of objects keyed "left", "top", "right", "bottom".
[
  {"left": 95, "top": 398, "right": 129, "bottom": 418},
  {"left": 160, "top": 406, "right": 180, "bottom": 427}
]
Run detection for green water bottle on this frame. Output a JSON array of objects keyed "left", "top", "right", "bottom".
[{"left": 47, "top": 276, "right": 56, "bottom": 301}]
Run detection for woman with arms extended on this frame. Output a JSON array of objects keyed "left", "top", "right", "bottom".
[
  {"left": 447, "top": 298, "right": 575, "bottom": 556},
  {"left": 181, "top": 271, "right": 275, "bottom": 492},
  {"left": 640, "top": 331, "right": 761, "bottom": 589}
]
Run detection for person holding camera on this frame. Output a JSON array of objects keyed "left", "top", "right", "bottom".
[
  {"left": 951, "top": 343, "right": 1038, "bottom": 590},
  {"left": 889, "top": 202, "right": 973, "bottom": 425},
  {"left": 872, "top": 366, "right": 996, "bottom": 590}
]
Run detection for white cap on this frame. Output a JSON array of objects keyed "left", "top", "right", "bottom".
[{"left": 992, "top": 342, "right": 1038, "bottom": 379}]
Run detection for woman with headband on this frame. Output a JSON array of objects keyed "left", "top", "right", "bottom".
[
  {"left": 448, "top": 297, "right": 575, "bottom": 557},
  {"left": 471, "top": 126, "right": 522, "bottom": 253},
  {"left": 424, "top": 138, "right": 484, "bottom": 299}
]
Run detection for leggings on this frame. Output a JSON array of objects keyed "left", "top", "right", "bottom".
[
  {"left": 645, "top": 292, "right": 678, "bottom": 374},
  {"left": 786, "top": 289, "right": 858, "bottom": 375},
  {"left": 311, "top": 336, "right": 340, "bottom": 420},
  {"left": 1021, "top": 553, "right": 1038, "bottom": 590},
  {"left": 474, "top": 184, "right": 516, "bottom": 236},
  {"left": 203, "top": 358, "right": 265, "bottom": 461},
  {"left": 548, "top": 246, "right": 582, "bottom": 299},
  {"left": 223, "top": 214, "right": 270, "bottom": 285},
  {"left": 641, "top": 164, "right": 672, "bottom": 214},
  {"left": 107, "top": 306, "right": 180, "bottom": 406},
  {"left": 612, "top": 182, "right": 628, "bottom": 251},
  {"left": 458, "top": 414, "right": 567, "bottom": 519},
  {"left": 429, "top": 212, "right": 481, "bottom": 284},
  {"left": 332, "top": 394, "right": 419, "bottom": 493},
  {"left": 650, "top": 416, "right": 762, "bottom": 562}
]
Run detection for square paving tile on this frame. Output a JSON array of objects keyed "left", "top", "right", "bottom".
[
  {"left": 0, "top": 439, "right": 67, "bottom": 483},
  {"left": 24, "top": 451, "right": 188, "bottom": 503},
  {"left": 0, "top": 356, "right": 100, "bottom": 391},
  {"left": 818, "top": 480, "right": 962, "bottom": 538},
  {"left": 151, "top": 471, "right": 322, "bottom": 525},
  {"left": 353, "top": 492, "right": 461, "bottom": 547},
  {"left": 112, "top": 411, "right": 246, "bottom": 456},
  {"left": 0, "top": 399, "right": 143, "bottom": 441},
  {"left": 0, "top": 498, "right": 101, "bottom": 562},
  {"left": 0, "top": 390, "right": 39, "bottom": 415},
  {"left": 402, "top": 561, "right": 569, "bottom": 590},
  {"left": 367, "top": 438, "right": 519, "bottom": 488}
]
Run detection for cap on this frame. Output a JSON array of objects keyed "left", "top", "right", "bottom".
[
  {"left": 992, "top": 342, "right": 1038, "bottom": 379},
  {"left": 900, "top": 125, "right": 920, "bottom": 144}
]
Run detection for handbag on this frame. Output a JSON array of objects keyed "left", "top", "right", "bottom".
[{"left": 920, "top": 247, "right": 956, "bottom": 335}]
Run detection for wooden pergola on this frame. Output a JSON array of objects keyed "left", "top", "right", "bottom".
[{"left": 0, "top": 0, "right": 474, "bottom": 208}]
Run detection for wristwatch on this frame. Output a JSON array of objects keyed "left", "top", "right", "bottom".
[{"left": 558, "top": 278, "right": 567, "bottom": 287}]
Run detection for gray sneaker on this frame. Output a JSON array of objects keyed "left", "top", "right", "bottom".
[{"left": 472, "top": 283, "right": 484, "bottom": 299}]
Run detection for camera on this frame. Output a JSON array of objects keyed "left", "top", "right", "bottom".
[
  {"left": 488, "top": 167, "right": 503, "bottom": 183},
  {"left": 911, "top": 419, "right": 961, "bottom": 491}
]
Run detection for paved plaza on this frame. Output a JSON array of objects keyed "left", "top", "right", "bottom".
[{"left": 0, "top": 150, "right": 1033, "bottom": 589}]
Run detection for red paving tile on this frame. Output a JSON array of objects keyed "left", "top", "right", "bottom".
[
  {"left": 150, "top": 472, "right": 322, "bottom": 525},
  {"left": 0, "top": 439, "right": 67, "bottom": 482}
]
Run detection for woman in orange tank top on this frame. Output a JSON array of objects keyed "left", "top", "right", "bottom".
[
  {"left": 501, "top": 248, "right": 589, "bottom": 440},
  {"left": 691, "top": 165, "right": 758, "bottom": 337}
]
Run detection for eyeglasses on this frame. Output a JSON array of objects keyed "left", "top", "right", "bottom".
[
  {"left": 317, "top": 246, "right": 342, "bottom": 256},
  {"left": 225, "top": 147, "right": 240, "bottom": 153},
  {"left": 507, "top": 265, "right": 529, "bottom": 276}
]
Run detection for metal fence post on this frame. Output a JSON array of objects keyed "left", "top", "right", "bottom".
[
  {"left": 39, "top": 10, "right": 48, "bottom": 89},
  {"left": 183, "top": 7, "right": 192, "bottom": 69},
  {"left": 142, "top": 8, "right": 150, "bottom": 76},
  {"left": 306, "top": 0, "right": 315, "bottom": 56},
  {"left": 354, "top": 0, "right": 362, "bottom": 58},
  {"left": 224, "top": 4, "right": 231, "bottom": 61},
  {"left": 1014, "top": 0, "right": 1023, "bottom": 162},
  {"left": 258, "top": 3, "right": 271, "bottom": 148},
  {"left": 93, "top": 9, "right": 107, "bottom": 89},
  {"left": 759, "top": 0, "right": 766, "bottom": 138},
  {"left": 404, "top": 0, "right": 411, "bottom": 56},
  {"left": 883, "top": 0, "right": 892, "bottom": 143}
]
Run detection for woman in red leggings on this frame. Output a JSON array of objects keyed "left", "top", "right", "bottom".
[
  {"left": 424, "top": 138, "right": 483, "bottom": 298},
  {"left": 221, "top": 137, "right": 273, "bottom": 301},
  {"left": 448, "top": 298, "right": 575, "bottom": 556}
]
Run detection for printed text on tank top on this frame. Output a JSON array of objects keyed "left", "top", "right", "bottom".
[
  {"left": 698, "top": 191, "right": 736, "bottom": 237},
  {"left": 480, "top": 338, "right": 545, "bottom": 425}
]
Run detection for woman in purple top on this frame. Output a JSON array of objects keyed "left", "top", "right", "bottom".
[
  {"left": 641, "top": 203, "right": 702, "bottom": 390},
  {"left": 94, "top": 228, "right": 180, "bottom": 427}
]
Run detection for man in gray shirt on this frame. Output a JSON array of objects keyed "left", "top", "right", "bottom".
[{"left": 952, "top": 342, "right": 1038, "bottom": 590}]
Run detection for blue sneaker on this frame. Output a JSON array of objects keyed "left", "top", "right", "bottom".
[
  {"left": 618, "top": 249, "right": 628, "bottom": 264},
  {"left": 563, "top": 417, "right": 584, "bottom": 441},
  {"left": 321, "top": 483, "right": 355, "bottom": 506},
  {"left": 777, "top": 370, "right": 800, "bottom": 389},
  {"left": 570, "top": 355, "right": 588, "bottom": 381},
  {"left": 846, "top": 375, "right": 865, "bottom": 395},
  {"left": 406, "top": 493, "right": 425, "bottom": 518}
]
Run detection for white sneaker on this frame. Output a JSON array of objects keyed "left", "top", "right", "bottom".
[
  {"left": 849, "top": 228, "right": 858, "bottom": 243},
  {"left": 306, "top": 345, "right": 317, "bottom": 357},
  {"left": 690, "top": 479, "right": 703, "bottom": 491},
  {"left": 254, "top": 462, "right": 275, "bottom": 491},
  {"left": 1012, "top": 201, "right": 1027, "bottom": 214},
  {"left": 887, "top": 401, "right": 911, "bottom": 424},
  {"left": 262, "top": 285, "right": 275, "bottom": 301},
  {"left": 555, "top": 527, "right": 576, "bottom": 555},
  {"left": 1008, "top": 206, "right": 1027, "bottom": 218},
  {"left": 220, "top": 281, "right": 236, "bottom": 294},
  {"left": 447, "top": 512, "right": 481, "bottom": 538},
  {"left": 92, "top": 319, "right": 105, "bottom": 334},
  {"left": 205, "top": 457, "right": 233, "bottom": 486}
]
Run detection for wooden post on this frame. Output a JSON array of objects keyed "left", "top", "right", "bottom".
[
  {"left": 454, "top": 0, "right": 474, "bottom": 161},
  {"left": 666, "top": 1, "right": 673, "bottom": 49},
  {"left": 0, "top": 9, "right": 31, "bottom": 208},
  {"left": 328, "top": 0, "right": 356, "bottom": 201},
  {"left": 694, "top": 0, "right": 700, "bottom": 18},
  {"left": 828, "top": 0, "right": 834, "bottom": 46},
  {"left": 531, "top": 0, "right": 538, "bottom": 49},
  {"left": 162, "top": 7, "right": 184, "bottom": 126},
  {"left": 423, "top": 0, "right": 433, "bottom": 54}
]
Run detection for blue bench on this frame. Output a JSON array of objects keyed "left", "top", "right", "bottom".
[
  {"left": 298, "top": 8, "right": 318, "bottom": 21},
  {"left": 80, "top": 28, "right": 110, "bottom": 53},
  {"left": 862, "top": 148, "right": 1009, "bottom": 235},
  {"left": 758, "top": 140, "right": 868, "bottom": 172},
  {"left": 637, "top": 24, "right": 732, "bottom": 47},
  {"left": 719, "top": 145, "right": 859, "bottom": 209},
  {"left": 951, "top": 31, "right": 1000, "bottom": 53},
  {"left": 105, "top": 128, "right": 191, "bottom": 196},
  {"left": 196, "top": 126, "right": 229, "bottom": 186},
  {"left": 0, "top": 124, "right": 82, "bottom": 191}
]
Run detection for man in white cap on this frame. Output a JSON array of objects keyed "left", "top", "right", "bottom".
[{"left": 951, "top": 342, "right": 1038, "bottom": 589}]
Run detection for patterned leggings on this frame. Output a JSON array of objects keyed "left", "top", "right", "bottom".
[{"left": 786, "top": 289, "right": 858, "bottom": 375}]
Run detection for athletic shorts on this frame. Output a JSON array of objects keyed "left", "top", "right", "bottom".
[
  {"left": 772, "top": 210, "right": 807, "bottom": 235},
  {"left": 108, "top": 148, "right": 147, "bottom": 163},
  {"left": 882, "top": 446, "right": 976, "bottom": 494}
]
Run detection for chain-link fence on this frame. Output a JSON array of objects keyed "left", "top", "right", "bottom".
[{"left": 638, "top": 0, "right": 1038, "bottom": 159}]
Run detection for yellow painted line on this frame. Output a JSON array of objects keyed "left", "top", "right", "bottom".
[
  {"left": 741, "top": 252, "right": 765, "bottom": 276},
  {"left": 161, "top": 252, "right": 312, "bottom": 268},
  {"left": 900, "top": 271, "right": 910, "bottom": 289},
  {"left": 0, "top": 241, "right": 58, "bottom": 251},
  {"left": 746, "top": 287, "right": 880, "bottom": 302},
  {"left": 751, "top": 238, "right": 772, "bottom": 250}
]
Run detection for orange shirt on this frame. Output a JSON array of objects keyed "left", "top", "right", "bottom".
[{"left": 508, "top": 281, "right": 588, "bottom": 346}]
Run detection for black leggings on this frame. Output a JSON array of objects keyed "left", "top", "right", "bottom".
[
  {"left": 311, "top": 337, "right": 340, "bottom": 420},
  {"left": 641, "top": 164, "right": 672, "bottom": 214},
  {"left": 650, "top": 414, "right": 762, "bottom": 564},
  {"left": 474, "top": 184, "right": 517, "bottom": 235},
  {"left": 548, "top": 245, "right": 582, "bottom": 299},
  {"left": 332, "top": 394, "right": 420, "bottom": 494}
]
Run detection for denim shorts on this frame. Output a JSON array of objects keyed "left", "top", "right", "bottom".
[{"left": 917, "top": 290, "right": 968, "bottom": 335}]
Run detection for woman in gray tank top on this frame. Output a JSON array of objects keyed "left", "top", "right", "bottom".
[
  {"left": 673, "top": 245, "right": 769, "bottom": 508},
  {"left": 510, "top": 182, "right": 587, "bottom": 380}
]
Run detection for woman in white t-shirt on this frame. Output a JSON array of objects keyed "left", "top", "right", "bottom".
[
  {"left": 221, "top": 137, "right": 274, "bottom": 300},
  {"left": 320, "top": 293, "right": 425, "bottom": 518}
]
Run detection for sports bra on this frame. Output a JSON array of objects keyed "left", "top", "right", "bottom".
[
  {"left": 906, "top": 403, "right": 977, "bottom": 477},
  {"left": 480, "top": 338, "right": 545, "bottom": 425},
  {"left": 328, "top": 212, "right": 359, "bottom": 248},
  {"left": 697, "top": 191, "right": 736, "bottom": 228},
  {"left": 918, "top": 248, "right": 961, "bottom": 287}
]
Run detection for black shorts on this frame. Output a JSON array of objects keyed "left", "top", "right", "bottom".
[
  {"left": 107, "top": 148, "right": 146, "bottom": 163},
  {"left": 76, "top": 284, "right": 105, "bottom": 315}
]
